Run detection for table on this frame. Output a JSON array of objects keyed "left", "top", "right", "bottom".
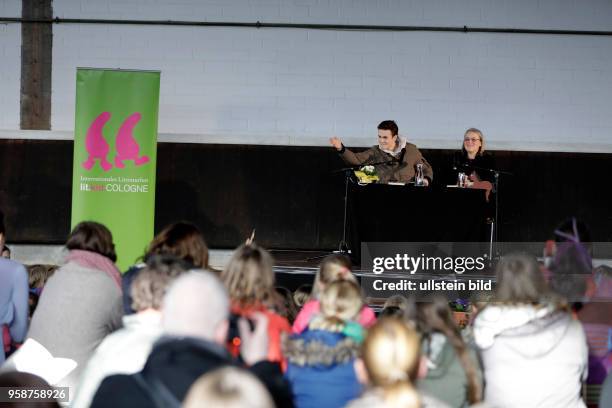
[{"left": 348, "top": 183, "right": 491, "bottom": 264}]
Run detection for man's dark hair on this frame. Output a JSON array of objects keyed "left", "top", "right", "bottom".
[{"left": 377, "top": 120, "right": 399, "bottom": 136}]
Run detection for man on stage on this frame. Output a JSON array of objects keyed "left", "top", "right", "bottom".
[{"left": 330, "top": 120, "right": 433, "bottom": 185}]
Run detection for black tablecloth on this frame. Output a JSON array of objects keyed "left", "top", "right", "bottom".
[{"left": 348, "top": 183, "right": 491, "bottom": 264}]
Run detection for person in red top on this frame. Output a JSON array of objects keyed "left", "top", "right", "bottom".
[{"left": 221, "top": 244, "right": 291, "bottom": 364}]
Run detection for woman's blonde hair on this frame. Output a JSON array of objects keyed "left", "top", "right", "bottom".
[
  {"left": 362, "top": 318, "right": 421, "bottom": 408},
  {"left": 221, "top": 244, "right": 276, "bottom": 307},
  {"left": 463, "top": 127, "right": 485, "bottom": 154},
  {"left": 309, "top": 280, "right": 363, "bottom": 332},
  {"left": 311, "top": 254, "right": 354, "bottom": 299},
  {"left": 183, "top": 367, "right": 274, "bottom": 408}
]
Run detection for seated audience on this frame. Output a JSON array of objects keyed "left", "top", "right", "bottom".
[
  {"left": 293, "top": 284, "right": 312, "bottom": 309},
  {"left": 72, "top": 255, "right": 188, "bottom": 408},
  {"left": 413, "top": 296, "right": 482, "bottom": 408},
  {"left": 284, "top": 280, "right": 364, "bottom": 408},
  {"left": 348, "top": 317, "right": 449, "bottom": 408},
  {"left": 183, "top": 366, "right": 275, "bottom": 408},
  {"left": 26, "top": 264, "right": 58, "bottom": 318},
  {"left": 548, "top": 217, "right": 594, "bottom": 304},
  {"left": 19, "top": 221, "right": 123, "bottom": 391},
  {"left": 0, "top": 210, "right": 11, "bottom": 259},
  {"left": 0, "top": 257, "right": 28, "bottom": 364},
  {"left": 577, "top": 265, "right": 612, "bottom": 407},
  {"left": 293, "top": 254, "right": 376, "bottom": 333},
  {"left": 122, "top": 221, "right": 211, "bottom": 314},
  {"left": 91, "top": 271, "right": 293, "bottom": 408},
  {"left": 275, "top": 286, "right": 299, "bottom": 324},
  {"left": 474, "top": 253, "right": 588, "bottom": 407},
  {"left": 221, "top": 244, "right": 291, "bottom": 364},
  {"left": 379, "top": 294, "right": 412, "bottom": 318}
]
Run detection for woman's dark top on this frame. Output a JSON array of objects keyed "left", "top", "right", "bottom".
[{"left": 452, "top": 151, "right": 496, "bottom": 184}]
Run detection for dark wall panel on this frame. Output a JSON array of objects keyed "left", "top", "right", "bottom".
[{"left": 0, "top": 139, "right": 610, "bottom": 249}]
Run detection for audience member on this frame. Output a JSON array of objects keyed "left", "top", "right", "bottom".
[
  {"left": 293, "top": 254, "right": 376, "bottom": 333},
  {"left": 25, "top": 264, "right": 58, "bottom": 318},
  {"left": 183, "top": 366, "right": 275, "bottom": 408},
  {"left": 348, "top": 318, "right": 450, "bottom": 408},
  {"left": 413, "top": 296, "right": 482, "bottom": 408},
  {"left": 293, "top": 284, "right": 313, "bottom": 309},
  {"left": 0, "top": 210, "right": 10, "bottom": 259},
  {"left": 91, "top": 271, "right": 293, "bottom": 408},
  {"left": 0, "top": 256, "right": 28, "bottom": 364},
  {"left": 221, "top": 244, "right": 291, "bottom": 364},
  {"left": 577, "top": 265, "right": 612, "bottom": 407},
  {"left": 380, "top": 294, "right": 412, "bottom": 318},
  {"left": 72, "top": 255, "right": 188, "bottom": 408},
  {"left": 21, "top": 221, "right": 123, "bottom": 391},
  {"left": 275, "top": 286, "right": 299, "bottom": 324},
  {"left": 122, "top": 221, "right": 211, "bottom": 314},
  {"left": 284, "top": 280, "right": 364, "bottom": 408},
  {"left": 474, "top": 253, "right": 588, "bottom": 407}
]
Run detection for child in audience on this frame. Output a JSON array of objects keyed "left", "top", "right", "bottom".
[
  {"left": 380, "top": 294, "right": 413, "bottom": 318},
  {"left": 221, "top": 244, "right": 291, "bottom": 364},
  {"left": 275, "top": 286, "right": 299, "bottom": 324},
  {"left": 348, "top": 318, "right": 421, "bottom": 408},
  {"left": 292, "top": 254, "right": 376, "bottom": 333},
  {"left": 284, "top": 280, "right": 364, "bottom": 408},
  {"left": 413, "top": 296, "right": 482, "bottom": 408},
  {"left": 293, "top": 284, "right": 312, "bottom": 310},
  {"left": 183, "top": 367, "right": 275, "bottom": 408}
]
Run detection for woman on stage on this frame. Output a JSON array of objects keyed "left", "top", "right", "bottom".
[{"left": 453, "top": 128, "right": 495, "bottom": 186}]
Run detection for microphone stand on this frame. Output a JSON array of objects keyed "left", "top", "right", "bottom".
[
  {"left": 458, "top": 164, "right": 512, "bottom": 260},
  {"left": 308, "top": 158, "right": 400, "bottom": 262}
]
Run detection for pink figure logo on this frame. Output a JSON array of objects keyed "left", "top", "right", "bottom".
[
  {"left": 82, "top": 112, "right": 113, "bottom": 171},
  {"left": 114, "top": 112, "right": 150, "bottom": 168}
]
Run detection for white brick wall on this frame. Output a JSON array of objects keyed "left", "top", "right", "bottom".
[{"left": 2, "top": 0, "right": 612, "bottom": 151}]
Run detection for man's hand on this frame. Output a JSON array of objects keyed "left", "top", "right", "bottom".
[
  {"left": 238, "top": 312, "right": 269, "bottom": 366},
  {"left": 329, "top": 137, "right": 343, "bottom": 151},
  {"left": 423, "top": 178, "right": 429, "bottom": 186}
]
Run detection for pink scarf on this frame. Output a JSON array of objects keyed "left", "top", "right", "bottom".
[{"left": 65, "top": 249, "right": 122, "bottom": 292}]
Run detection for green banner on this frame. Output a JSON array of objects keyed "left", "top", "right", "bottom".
[{"left": 71, "top": 68, "right": 160, "bottom": 271}]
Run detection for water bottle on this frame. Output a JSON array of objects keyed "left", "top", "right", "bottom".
[{"left": 415, "top": 163, "right": 424, "bottom": 186}]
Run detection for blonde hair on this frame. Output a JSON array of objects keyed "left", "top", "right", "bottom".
[
  {"left": 221, "top": 244, "right": 276, "bottom": 308},
  {"left": 130, "top": 256, "right": 188, "bottom": 312},
  {"left": 27, "top": 264, "right": 58, "bottom": 288},
  {"left": 293, "top": 284, "right": 312, "bottom": 308},
  {"left": 309, "top": 280, "right": 363, "bottom": 332},
  {"left": 463, "top": 127, "right": 485, "bottom": 154},
  {"left": 362, "top": 318, "right": 421, "bottom": 408},
  {"left": 183, "top": 367, "right": 274, "bottom": 408},
  {"left": 311, "top": 254, "right": 354, "bottom": 299}
]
